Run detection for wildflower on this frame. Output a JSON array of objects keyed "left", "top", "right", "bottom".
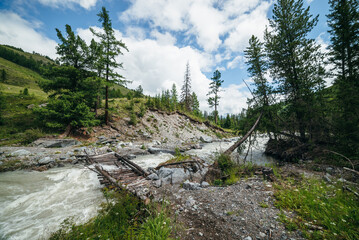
[
  {"left": 330, "top": 222, "right": 336, "bottom": 226},
  {"left": 342, "top": 219, "right": 346, "bottom": 222}
]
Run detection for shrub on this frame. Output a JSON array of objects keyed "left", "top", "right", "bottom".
[{"left": 217, "top": 153, "right": 234, "bottom": 174}]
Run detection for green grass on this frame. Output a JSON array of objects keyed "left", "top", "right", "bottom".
[
  {"left": 49, "top": 190, "right": 174, "bottom": 240},
  {"left": 0, "top": 57, "right": 48, "bottom": 89},
  {"left": 274, "top": 176, "right": 359, "bottom": 239},
  {"left": 0, "top": 91, "right": 54, "bottom": 146},
  {"left": 1, "top": 45, "right": 54, "bottom": 65}
]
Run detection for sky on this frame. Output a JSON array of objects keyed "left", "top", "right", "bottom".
[{"left": 0, "top": 0, "right": 331, "bottom": 116}]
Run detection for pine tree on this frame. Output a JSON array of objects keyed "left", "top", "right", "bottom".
[
  {"left": 327, "top": 0, "right": 359, "bottom": 154},
  {"left": 55, "top": 24, "right": 90, "bottom": 69},
  {"left": 91, "top": 7, "right": 129, "bottom": 125},
  {"left": 181, "top": 62, "right": 192, "bottom": 111},
  {"left": 191, "top": 92, "right": 200, "bottom": 116},
  {"left": 207, "top": 70, "right": 223, "bottom": 124},
  {"left": 265, "top": 0, "right": 325, "bottom": 141},
  {"left": 36, "top": 25, "right": 102, "bottom": 130},
  {"left": 171, "top": 83, "right": 178, "bottom": 111},
  {"left": 245, "top": 35, "right": 277, "bottom": 138}
]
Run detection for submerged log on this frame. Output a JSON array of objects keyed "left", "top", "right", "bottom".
[{"left": 224, "top": 112, "right": 263, "bottom": 155}]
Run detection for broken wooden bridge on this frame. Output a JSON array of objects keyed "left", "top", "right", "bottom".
[{"left": 83, "top": 150, "right": 152, "bottom": 202}]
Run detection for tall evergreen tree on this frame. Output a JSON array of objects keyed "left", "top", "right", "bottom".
[
  {"left": 181, "top": 62, "right": 192, "bottom": 111},
  {"left": 191, "top": 92, "right": 200, "bottom": 116},
  {"left": 171, "top": 83, "right": 178, "bottom": 111},
  {"left": 55, "top": 24, "right": 90, "bottom": 69},
  {"left": 207, "top": 70, "right": 223, "bottom": 124},
  {"left": 91, "top": 7, "right": 129, "bottom": 125},
  {"left": 245, "top": 35, "right": 277, "bottom": 138},
  {"left": 36, "top": 25, "right": 102, "bottom": 130},
  {"left": 328, "top": 0, "right": 359, "bottom": 154},
  {"left": 265, "top": 0, "right": 325, "bottom": 141}
]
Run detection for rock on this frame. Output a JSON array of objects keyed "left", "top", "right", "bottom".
[
  {"left": 127, "top": 154, "right": 136, "bottom": 160},
  {"left": 200, "top": 136, "right": 213, "bottom": 143},
  {"left": 143, "top": 132, "right": 151, "bottom": 138},
  {"left": 11, "top": 149, "right": 31, "bottom": 157},
  {"left": 38, "top": 156, "right": 54, "bottom": 165},
  {"left": 27, "top": 104, "right": 35, "bottom": 109},
  {"left": 185, "top": 196, "right": 196, "bottom": 208},
  {"left": 161, "top": 175, "right": 172, "bottom": 185},
  {"left": 171, "top": 168, "right": 189, "bottom": 184},
  {"left": 201, "top": 181, "right": 210, "bottom": 188},
  {"left": 146, "top": 173, "right": 159, "bottom": 180},
  {"left": 259, "top": 232, "right": 266, "bottom": 238},
  {"left": 183, "top": 180, "right": 201, "bottom": 190},
  {"left": 148, "top": 147, "right": 175, "bottom": 155},
  {"left": 326, "top": 167, "right": 334, "bottom": 174},
  {"left": 32, "top": 139, "right": 80, "bottom": 148},
  {"left": 243, "top": 237, "right": 252, "bottom": 240},
  {"left": 158, "top": 167, "right": 173, "bottom": 178}
]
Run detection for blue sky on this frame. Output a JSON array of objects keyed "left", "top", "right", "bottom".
[{"left": 0, "top": 0, "right": 330, "bottom": 115}]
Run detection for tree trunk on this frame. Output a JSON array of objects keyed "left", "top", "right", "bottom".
[
  {"left": 105, "top": 85, "right": 109, "bottom": 125},
  {"left": 60, "top": 124, "right": 72, "bottom": 138},
  {"left": 224, "top": 112, "right": 262, "bottom": 155}
]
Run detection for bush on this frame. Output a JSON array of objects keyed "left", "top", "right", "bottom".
[
  {"left": 217, "top": 153, "right": 234, "bottom": 174},
  {"left": 21, "top": 128, "right": 44, "bottom": 144},
  {"left": 129, "top": 111, "right": 137, "bottom": 125}
]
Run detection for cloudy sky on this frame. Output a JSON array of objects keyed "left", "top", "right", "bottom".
[{"left": 0, "top": 0, "right": 330, "bottom": 115}]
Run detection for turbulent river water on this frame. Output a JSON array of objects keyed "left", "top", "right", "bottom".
[{"left": 0, "top": 137, "right": 274, "bottom": 240}]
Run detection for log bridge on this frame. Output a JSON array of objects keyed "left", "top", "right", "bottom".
[{"left": 84, "top": 151, "right": 151, "bottom": 202}]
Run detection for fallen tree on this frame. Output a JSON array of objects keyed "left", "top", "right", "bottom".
[{"left": 224, "top": 112, "right": 263, "bottom": 155}]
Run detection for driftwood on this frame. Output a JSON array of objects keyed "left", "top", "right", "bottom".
[
  {"left": 343, "top": 167, "right": 359, "bottom": 176},
  {"left": 342, "top": 186, "right": 359, "bottom": 198},
  {"left": 155, "top": 160, "right": 200, "bottom": 170},
  {"left": 224, "top": 112, "right": 263, "bottom": 155},
  {"left": 114, "top": 153, "right": 148, "bottom": 177},
  {"left": 324, "top": 150, "right": 355, "bottom": 170}
]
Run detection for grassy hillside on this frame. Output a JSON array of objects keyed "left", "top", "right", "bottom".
[
  {"left": 1, "top": 45, "right": 54, "bottom": 65},
  {"left": 0, "top": 57, "right": 48, "bottom": 89}
]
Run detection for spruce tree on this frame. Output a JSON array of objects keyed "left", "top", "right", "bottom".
[
  {"left": 36, "top": 25, "right": 102, "bottom": 130},
  {"left": 91, "top": 7, "right": 129, "bottom": 125},
  {"left": 327, "top": 0, "right": 359, "bottom": 154},
  {"left": 181, "top": 62, "right": 192, "bottom": 111},
  {"left": 265, "top": 0, "right": 325, "bottom": 141},
  {"left": 191, "top": 92, "right": 200, "bottom": 116},
  {"left": 171, "top": 83, "right": 178, "bottom": 111},
  {"left": 207, "top": 70, "right": 223, "bottom": 124},
  {"left": 245, "top": 35, "right": 277, "bottom": 137}
]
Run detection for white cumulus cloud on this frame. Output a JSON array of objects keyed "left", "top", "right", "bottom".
[
  {"left": 0, "top": 11, "right": 57, "bottom": 59},
  {"left": 37, "top": 0, "right": 98, "bottom": 10}
]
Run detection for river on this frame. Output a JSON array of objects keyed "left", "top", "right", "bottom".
[{"left": 0, "top": 136, "right": 274, "bottom": 239}]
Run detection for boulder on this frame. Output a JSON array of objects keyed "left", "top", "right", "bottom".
[
  {"left": 201, "top": 181, "right": 210, "bottom": 188},
  {"left": 200, "top": 136, "right": 213, "bottom": 143},
  {"left": 171, "top": 168, "right": 189, "bottom": 184},
  {"left": 38, "top": 156, "right": 55, "bottom": 165},
  {"left": 158, "top": 167, "right": 173, "bottom": 178},
  {"left": 11, "top": 149, "right": 31, "bottom": 157},
  {"left": 146, "top": 173, "right": 159, "bottom": 180}
]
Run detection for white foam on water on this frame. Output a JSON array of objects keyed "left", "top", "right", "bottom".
[
  {"left": 132, "top": 153, "right": 174, "bottom": 169},
  {"left": 0, "top": 166, "right": 105, "bottom": 240}
]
